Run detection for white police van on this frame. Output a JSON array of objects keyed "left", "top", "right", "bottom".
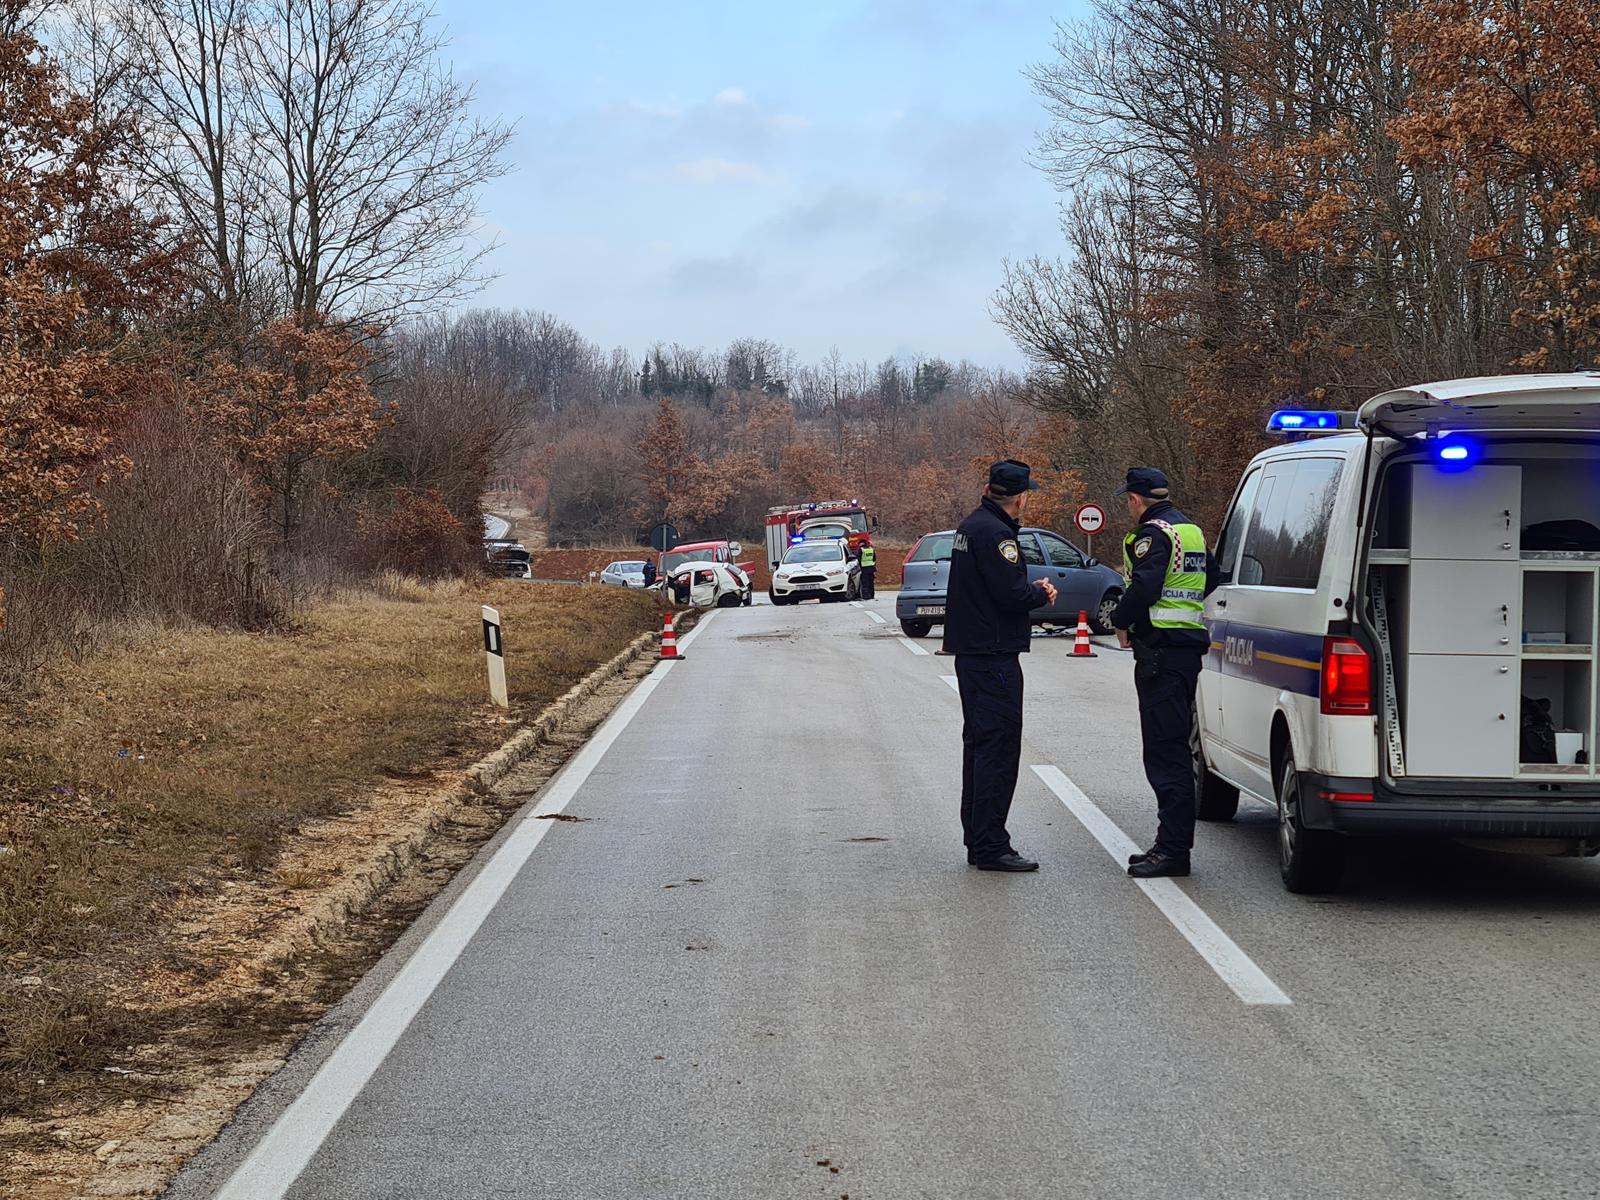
[{"left": 1195, "top": 373, "right": 1600, "bottom": 892}]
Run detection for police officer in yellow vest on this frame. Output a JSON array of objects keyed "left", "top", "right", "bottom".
[
  {"left": 1110, "top": 467, "right": 1217, "bottom": 878},
  {"left": 858, "top": 540, "right": 877, "bottom": 599}
]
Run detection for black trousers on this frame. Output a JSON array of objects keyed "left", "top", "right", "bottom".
[
  {"left": 861, "top": 567, "right": 876, "bottom": 598},
  {"left": 955, "top": 653, "right": 1024, "bottom": 862},
  {"left": 1133, "top": 643, "right": 1204, "bottom": 856}
]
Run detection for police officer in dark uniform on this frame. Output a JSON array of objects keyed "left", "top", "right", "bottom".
[
  {"left": 944, "top": 460, "right": 1058, "bottom": 871},
  {"left": 1109, "top": 467, "right": 1217, "bottom": 879}
]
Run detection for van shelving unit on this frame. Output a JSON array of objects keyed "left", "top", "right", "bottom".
[
  {"left": 1517, "top": 557, "right": 1597, "bottom": 778},
  {"left": 1366, "top": 462, "right": 1600, "bottom": 782}
]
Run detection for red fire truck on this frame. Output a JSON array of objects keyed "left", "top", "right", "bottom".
[{"left": 764, "top": 500, "right": 876, "bottom": 569}]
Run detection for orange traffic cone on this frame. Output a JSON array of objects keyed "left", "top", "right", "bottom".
[
  {"left": 1070, "top": 610, "right": 1098, "bottom": 658},
  {"left": 659, "top": 611, "right": 685, "bottom": 661}
]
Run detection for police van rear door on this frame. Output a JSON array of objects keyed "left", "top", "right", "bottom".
[{"left": 1359, "top": 374, "right": 1600, "bottom": 437}]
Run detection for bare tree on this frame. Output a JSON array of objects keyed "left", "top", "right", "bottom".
[
  {"left": 239, "top": 0, "right": 511, "bottom": 330},
  {"left": 117, "top": 0, "right": 260, "bottom": 316}
]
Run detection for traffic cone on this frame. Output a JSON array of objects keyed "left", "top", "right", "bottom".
[
  {"left": 659, "top": 611, "right": 685, "bottom": 661},
  {"left": 1070, "top": 610, "right": 1098, "bottom": 658}
]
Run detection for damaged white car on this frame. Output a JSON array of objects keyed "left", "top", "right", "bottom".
[{"left": 664, "top": 560, "right": 753, "bottom": 609}]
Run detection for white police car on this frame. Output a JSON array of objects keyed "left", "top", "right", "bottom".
[
  {"left": 770, "top": 539, "right": 859, "bottom": 604},
  {"left": 1196, "top": 373, "right": 1600, "bottom": 892}
]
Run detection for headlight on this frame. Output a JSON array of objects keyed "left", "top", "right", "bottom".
[{"left": 824, "top": 566, "right": 843, "bottom": 576}]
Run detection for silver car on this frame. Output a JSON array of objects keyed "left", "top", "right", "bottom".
[{"left": 600, "top": 560, "right": 649, "bottom": 588}]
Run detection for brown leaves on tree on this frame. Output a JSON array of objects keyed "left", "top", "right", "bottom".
[
  {"left": 0, "top": 0, "right": 187, "bottom": 628},
  {"left": 635, "top": 396, "right": 696, "bottom": 526},
  {"left": 194, "top": 320, "right": 382, "bottom": 541},
  {"left": 1393, "top": 0, "right": 1600, "bottom": 367}
]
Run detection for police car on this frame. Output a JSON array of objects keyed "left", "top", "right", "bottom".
[{"left": 1196, "top": 373, "right": 1600, "bottom": 893}]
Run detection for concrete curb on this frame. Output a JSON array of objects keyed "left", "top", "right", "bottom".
[
  {"left": 463, "top": 607, "right": 694, "bottom": 795},
  {"left": 464, "top": 629, "right": 652, "bottom": 794}
]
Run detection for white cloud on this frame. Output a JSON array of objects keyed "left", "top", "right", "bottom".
[
  {"left": 670, "top": 157, "right": 781, "bottom": 187},
  {"left": 715, "top": 87, "right": 750, "bottom": 106}
]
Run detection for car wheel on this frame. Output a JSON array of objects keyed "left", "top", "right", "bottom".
[
  {"left": 1191, "top": 714, "right": 1239, "bottom": 822},
  {"left": 1277, "top": 751, "right": 1345, "bottom": 894},
  {"left": 716, "top": 592, "right": 741, "bottom": 608},
  {"left": 900, "top": 619, "right": 933, "bottom": 639},
  {"left": 1094, "top": 590, "right": 1122, "bottom": 634},
  {"left": 767, "top": 590, "right": 787, "bottom": 606}
]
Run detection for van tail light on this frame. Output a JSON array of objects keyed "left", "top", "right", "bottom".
[
  {"left": 1319, "top": 789, "right": 1374, "bottom": 803},
  {"left": 1321, "top": 637, "right": 1373, "bottom": 716}
]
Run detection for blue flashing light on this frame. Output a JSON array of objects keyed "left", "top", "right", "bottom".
[
  {"left": 1433, "top": 434, "right": 1480, "bottom": 472},
  {"left": 1267, "top": 409, "right": 1341, "bottom": 433}
]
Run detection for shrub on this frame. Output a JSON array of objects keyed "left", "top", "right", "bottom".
[{"left": 356, "top": 486, "right": 474, "bottom": 578}]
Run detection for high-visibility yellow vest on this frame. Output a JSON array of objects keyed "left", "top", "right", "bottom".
[
  {"left": 1123, "top": 519, "right": 1206, "bottom": 629},
  {"left": 860, "top": 545, "right": 877, "bottom": 568}
]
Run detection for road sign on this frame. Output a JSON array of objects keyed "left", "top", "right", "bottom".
[
  {"left": 1075, "top": 504, "right": 1107, "bottom": 536},
  {"left": 649, "top": 522, "right": 679, "bottom": 552}
]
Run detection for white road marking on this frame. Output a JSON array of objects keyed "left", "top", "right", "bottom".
[
  {"left": 864, "top": 610, "right": 886, "bottom": 625},
  {"left": 898, "top": 637, "right": 930, "bottom": 656},
  {"left": 214, "top": 614, "right": 720, "bottom": 1199},
  {"left": 942, "top": 675, "right": 959, "bottom": 693},
  {"left": 1031, "top": 765, "right": 1292, "bottom": 1007},
  {"left": 850, "top": 600, "right": 861, "bottom": 607}
]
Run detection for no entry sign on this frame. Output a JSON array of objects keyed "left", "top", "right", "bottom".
[{"left": 1075, "top": 503, "right": 1107, "bottom": 536}]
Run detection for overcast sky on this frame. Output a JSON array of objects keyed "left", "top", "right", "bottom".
[{"left": 444, "top": 1, "right": 1087, "bottom": 369}]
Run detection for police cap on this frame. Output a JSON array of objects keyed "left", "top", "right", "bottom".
[
  {"left": 987, "top": 459, "right": 1041, "bottom": 496},
  {"left": 1115, "top": 466, "right": 1171, "bottom": 499}
]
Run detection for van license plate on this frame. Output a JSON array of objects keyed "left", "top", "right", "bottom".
[{"left": 918, "top": 605, "right": 946, "bottom": 616}]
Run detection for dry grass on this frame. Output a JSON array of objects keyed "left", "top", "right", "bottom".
[{"left": 0, "top": 579, "right": 658, "bottom": 1114}]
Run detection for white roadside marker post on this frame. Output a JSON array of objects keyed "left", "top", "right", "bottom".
[{"left": 482, "top": 605, "right": 508, "bottom": 708}]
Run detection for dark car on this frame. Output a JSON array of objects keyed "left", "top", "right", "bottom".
[{"left": 895, "top": 526, "right": 1125, "bottom": 638}]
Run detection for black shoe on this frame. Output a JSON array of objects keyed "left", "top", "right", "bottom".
[
  {"left": 971, "top": 852, "right": 1039, "bottom": 872},
  {"left": 1127, "top": 846, "right": 1156, "bottom": 866},
  {"left": 1128, "top": 852, "right": 1190, "bottom": 878}
]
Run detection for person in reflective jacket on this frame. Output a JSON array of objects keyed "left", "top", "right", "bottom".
[
  {"left": 943, "top": 460, "right": 1058, "bottom": 872},
  {"left": 1110, "top": 466, "right": 1217, "bottom": 879}
]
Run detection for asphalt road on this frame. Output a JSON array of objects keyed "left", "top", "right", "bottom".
[{"left": 169, "top": 596, "right": 1600, "bottom": 1200}]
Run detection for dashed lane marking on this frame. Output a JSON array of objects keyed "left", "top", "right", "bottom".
[
  {"left": 942, "top": 676, "right": 959, "bottom": 693},
  {"left": 865, "top": 610, "right": 886, "bottom": 625},
  {"left": 1031, "top": 765, "right": 1292, "bottom": 1007},
  {"left": 212, "top": 616, "right": 722, "bottom": 1198},
  {"left": 898, "top": 637, "right": 930, "bottom": 656}
]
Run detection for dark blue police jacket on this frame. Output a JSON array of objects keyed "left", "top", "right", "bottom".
[{"left": 942, "top": 497, "right": 1049, "bottom": 656}]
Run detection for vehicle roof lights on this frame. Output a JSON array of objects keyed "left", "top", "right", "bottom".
[{"left": 1267, "top": 409, "right": 1345, "bottom": 432}]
